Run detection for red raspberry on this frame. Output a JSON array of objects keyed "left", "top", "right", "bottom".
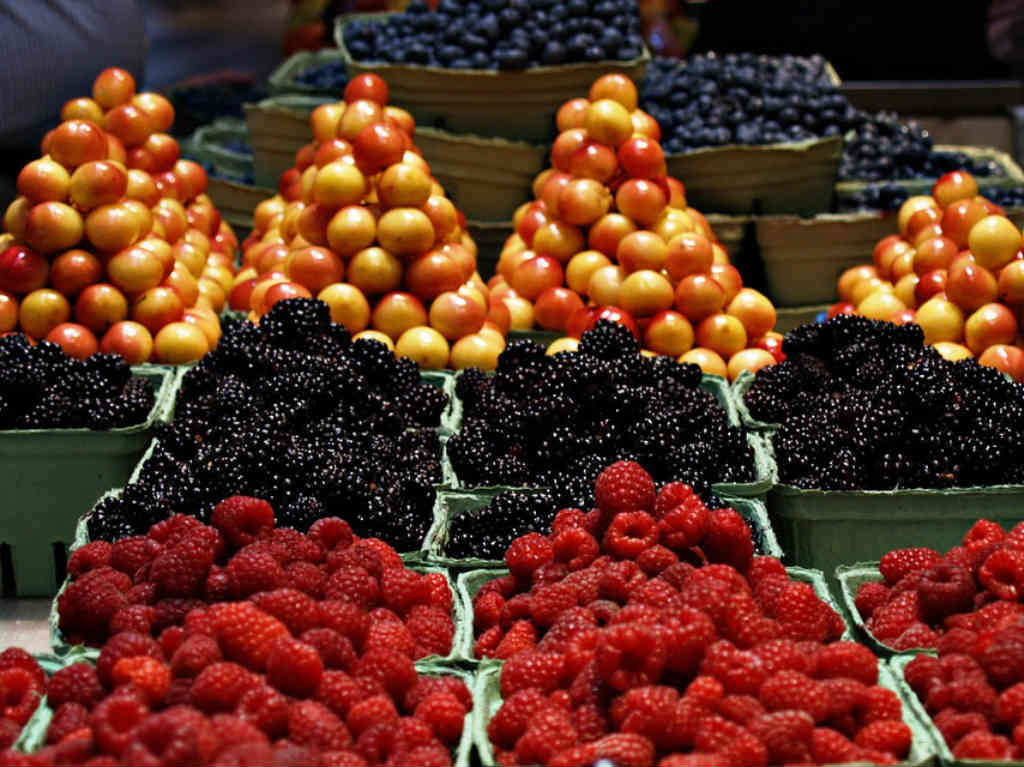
[
  {"left": 588, "top": 733, "right": 655, "bottom": 766},
  {"left": 316, "top": 670, "right": 366, "bottom": 720},
  {"left": 226, "top": 544, "right": 287, "bottom": 598},
  {"left": 861, "top": 686, "right": 903, "bottom": 725},
  {"left": 997, "top": 682, "right": 1024, "bottom": 726},
  {"left": 354, "top": 647, "right": 417, "bottom": 699},
  {"left": 170, "top": 634, "right": 222, "bottom": 678},
  {"left": 189, "top": 661, "right": 256, "bottom": 712},
  {"left": 249, "top": 588, "right": 321, "bottom": 636},
  {"left": 152, "top": 597, "right": 205, "bottom": 634},
  {"left": 492, "top": 620, "right": 537, "bottom": 660},
  {"left": 404, "top": 676, "right": 472, "bottom": 714},
  {"left": 552, "top": 508, "right": 588, "bottom": 535},
  {"left": 595, "top": 461, "right": 655, "bottom": 516},
  {"left": 903, "top": 654, "right": 942, "bottom": 697},
  {"left": 148, "top": 513, "right": 206, "bottom": 545},
  {"left": 208, "top": 602, "right": 290, "bottom": 671},
  {"left": 301, "top": 628, "right": 356, "bottom": 671},
  {"left": 773, "top": 581, "right": 835, "bottom": 642},
  {"left": 325, "top": 566, "right": 380, "bottom": 610},
  {"left": 210, "top": 712, "right": 270, "bottom": 749},
  {"left": 751, "top": 638, "right": 812, "bottom": 677},
  {"left": 57, "top": 567, "right": 130, "bottom": 638},
  {"left": 602, "top": 511, "right": 658, "bottom": 560},
  {"left": 952, "top": 730, "right": 1014, "bottom": 760},
  {"left": 891, "top": 622, "right": 940, "bottom": 651},
  {"left": 268, "top": 527, "right": 325, "bottom": 565},
  {"left": 110, "top": 656, "right": 171, "bottom": 704},
  {"left": 693, "top": 714, "right": 763, "bottom": 761},
  {"left": 45, "top": 701, "right": 90, "bottom": 745},
  {"left": 713, "top": 693, "right": 766, "bottom": 725},
  {"left": 699, "top": 641, "right": 766, "bottom": 696},
  {"left": 0, "top": 668, "right": 42, "bottom": 725},
  {"left": 288, "top": 700, "right": 354, "bottom": 751},
  {"left": 964, "top": 519, "right": 1007, "bottom": 548},
  {"left": 96, "top": 631, "right": 164, "bottom": 688},
  {"left": 406, "top": 605, "right": 454, "bottom": 658},
  {"left": 67, "top": 540, "right": 112, "bottom": 577},
  {"left": 474, "top": 626, "right": 503, "bottom": 659},
  {"left": 364, "top": 619, "right": 417, "bottom": 658},
  {"left": 634, "top": 545, "right": 677, "bottom": 576},
  {"left": 880, "top": 547, "right": 942, "bottom": 586},
  {"left": 657, "top": 501, "right": 711, "bottom": 552},
  {"left": 918, "top": 563, "right": 977, "bottom": 623},
  {"left": 815, "top": 641, "right": 878, "bottom": 685},
  {"left": 937, "top": 627, "right": 980, "bottom": 657},
  {"left": 552, "top": 527, "right": 600, "bottom": 571},
  {"left": 515, "top": 705, "right": 577, "bottom": 766},
  {"left": 488, "top": 688, "right": 549, "bottom": 749},
  {"left": 854, "top": 580, "right": 891, "bottom": 621},
  {"left": 266, "top": 637, "right": 324, "bottom": 697},
  {"left": 320, "top": 600, "right": 370, "bottom": 647},
  {"left": 934, "top": 709, "right": 991, "bottom": 748},
  {"left": 868, "top": 590, "right": 921, "bottom": 640},
  {"left": 126, "top": 582, "right": 157, "bottom": 607},
  {"left": 308, "top": 517, "right": 355, "bottom": 552},
  {"left": 0, "top": 650, "right": 42, "bottom": 692},
  {"left": 654, "top": 482, "right": 697, "bottom": 519},
  {"left": 108, "top": 605, "right": 156, "bottom": 635},
  {"left": 701, "top": 507, "right": 754, "bottom": 571},
  {"left": 749, "top": 710, "right": 815, "bottom": 764},
  {"left": 211, "top": 496, "right": 275, "bottom": 549},
  {"left": 746, "top": 555, "right": 787, "bottom": 585},
  {"left": 415, "top": 691, "right": 466, "bottom": 745},
  {"left": 523, "top": 582, "right": 571, "bottom": 628},
  {"left": 982, "top": 624, "right": 1024, "bottom": 687},
  {"left": 659, "top": 608, "right": 716, "bottom": 676},
  {"left": 822, "top": 677, "right": 869, "bottom": 723},
  {"left": 811, "top": 727, "right": 860, "bottom": 764},
  {"left": 500, "top": 652, "right": 566, "bottom": 698},
  {"left": 90, "top": 693, "right": 149, "bottom": 757},
  {"left": 238, "top": 684, "right": 289, "bottom": 738},
  {"left": 506, "top": 533, "right": 554, "bottom": 583},
  {"left": 855, "top": 720, "right": 912, "bottom": 758},
  {"left": 286, "top": 561, "right": 328, "bottom": 599},
  {"left": 609, "top": 685, "right": 679, "bottom": 751},
  {"left": 596, "top": 622, "right": 665, "bottom": 691},
  {"left": 354, "top": 722, "right": 396, "bottom": 764},
  {"left": 346, "top": 693, "right": 398, "bottom": 738},
  {"left": 979, "top": 548, "right": 1024, "bottom": 601},
  {"left": 379, "top": 567, "right": 431, "bottom": 617},
  {"left": 760, "top": 670, "right": 830, "bottom": 722},
  {"left": 149, "top": 533, "right": 217, "bottom": 599}
]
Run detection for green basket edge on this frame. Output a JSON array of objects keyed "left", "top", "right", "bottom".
[
  {"left": 835, "top": 563, "right": 936, "bottom": 657},
  {"left": 268, "top": 48, "right": 348, "bottom": 97},
  {"left": 414, "top": 661, "right": 478, "bottom": 767},
  {"left": 15, "top": 647, "right": 99, "bottom": 753},
  {"left": 665, "top": 131, "right": 844, "bottom": 163},
  {"left": 731, "top": 369, "right": 781, "bottom": 434}
]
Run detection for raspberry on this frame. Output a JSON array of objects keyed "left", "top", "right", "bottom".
[
  {"left": 44, "top": 662, "right": 101, "bottom": 710},
  {"left": 346, "top": 693, "right": 398, "bottom": 738},
  {"left": 952, "top": 730, "right": 1014, "bottom": 760},
  {"left": 506, "top": 533, "right": 555, "bottom": 583},
  {"left": 299, "top": 628, "right": 356, "bottom": 671},
  {"left": 934, "top": 709, "right": 990, "bottom": 747},
  {"left": 0, "top": 668, "right": 42, "bottom": 725},
  {"left": 488, "top": 620, "right": 534, "bottom": 660},
  {"left": 751, "top": 638, "right": 812, "bottom": 677},
  {"left": 979, "top": 548, "right": 1024, "bottom": 601},
  {"left": 868, "top": 590, "right": 921, "bottom": 640},
  {"left": 891, "top": 622, "right": 940, "bottom": 651},
  {"left": 915, "top": 562, "right": 977, "bottom": 623},
  {"left": 189, "top": 661, "right": 255, "bottom": 712},
  {"left": 815, "top": 641, "right": 878, "bottom": 685},
  {"left": 287, "top": 700, "right": 353, "bottom": 751},
  {"left": 773, "top": 581, "right": 833, "bottom": 642},
  {"left": 90, "top": 694, "right": 149, "bottom": 757},
  {"left": 320, "top": 600, "right": 370, "bottom": 647},
  {"left": 861, "top": 686, "right": 903, "bottom": 725},
  {"left": 610, "top": 685, "right": 679, "bottom": 751},
  {"left": 964, "top": 519, "right": 1007, "bottom": 548},
  {"left": 357, "top": 538, "right": 404, "bottom": 572},
  {"left": 488, "top": 688, "right": 549, "bottom": 750},
  {"left": 406, "top": 605, "right": 454, "bottom": 658},
  {"left": 879, "top": 547, "right": 942, "bottom": 585},
  {"left": 937, "top": 628, "right": 979, "bottom": 657},
  {"left": 552, "top": 508, "right": 588, "bottom": 535},
  {"left": 415, "top": 691, "right": 466, "bottom": 745},
  {"left": 595, "top": 461, "right": 655, "bottom": 516},
  {"left": 266, "top": 637, "right": 324, "bottom": 698},
  {"left": 151, "top": 532, "right": 220, "bottom": 599},
  {"left": 148, "top": 513, "right": 206, "bottom": 546},
  {"left": 596, "top": 622, "right": 665, "bottom": 691},
  {"left": 602, "top": 511, "right": 658, "bottom": 560},
  {"left": 760, "top": 670, "right": 829, "bottom": 722},
  {"left": 475, "top": 625, "right": 503, "bottom": 659},
  {"left": 208, "top": 602, "right": 290, "bottom": 671},
  {"left": 854, "top": 581, "right": 891, "bottom": 621},
  {"left": 364, "top": 619, "right": 417, "bottom": 658},
  {"left": 107, "top": 604, "right": 155, "bottom": 636},
  {"left": 749, "top": 710, "right": 815, "bottom": 764},
  {"left": 501, "top": 652, "right": 566, "bottom": 698},
  {"left": 354, "top": 647, "right": 417, "bottom": 699},
  {"left": 308, "top": 517, "right": 355, "bottom": 552},
  {"left": 515, "top": 705, "right": 577, "bottom": 765},
  {"left": 250, "top": 588, "right": 322, "bottom": 636},
  {"left": 286, "top": 561, "right": 328, "bottom": 599},
  {"left": 45, "top": 701, "right": 90, "bottom": 745},
  {"left": 982, "top": 624, "right": 1024, "bottom": 687},
  {"left": 657, "top": 502, "right": 710, "bottom": 552},
  {"left": 632, "top": 545, "right": 675, "bottom": 576},
  {"left": 96, "top": 631, "right": 164, "bottom": 688},
  {"left": 699, "top": 641, "right": 766, "bottom": 696},
  {"left": 211, "top": 496, "right": 275, "bottom": 549},
  {"left": 238, "top": 684, "right": 289, "bottom": 738},
  {"left": 854, "top": 720, "right": 912, "bottom": 758},
  {"left": 225, "top": 544, "right": 287, "bottom": 598},
  {"left": 110, "top": 656, "right": 171, "bottom": 704},
  {"left": 209, "top": 713, "right": 270, "bottom": 749},
  {"left": 997, "top": 682, "right": 1024, "bottom": 726},
  {"left": 654, "top": 482, "right": 697, "bottom": 519},
  {"left": 903, "top": 654, "right": 941, "bottom": 697},
  {"left": 811, "top": 726, "right": 860, "bottom": 764},
  {"left": 701, "top": 508, "right": 754, "bottom": 571},
  {"left": 713, "top": 693, "right": 766, "bottom": 725},
  {"left": 168, "top": 634, "right": 221, "bottom": 678},
  {"left": 325, "top": 566, "right": 380, "bottom": 610},
  {"left": 354, "top": 721, "right": 396, "bottom": 764},
  {"left": 418, "top": 571, "right": 449, "bottom": 613},
  {"left": 380, "top": 567, "right": 430, "bottom": 617},
  {"left": 67, "top": 540, "right": 112, "bottom": 577},
  {"left": 57, "top": 567, "right": 131, "bottom": 638},
  {"left": 552, "top": 527, "right": 600, "bottom": 571},
  {"left": 268, "top": 527, "right": 325, "bottom": 565}
]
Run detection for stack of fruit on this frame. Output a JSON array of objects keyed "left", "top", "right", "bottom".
[
  {"left": 0, "top": 68, "right": 237, "bottom": 365},
  {"left": 493, "top": 74, "right": 783, "bottom": 381},
  {"left": 830, "top": 170, "right": 1024, "bottom": 377},
  {"left": 235, "top": 74, "right": 513, "bottom": 371}
]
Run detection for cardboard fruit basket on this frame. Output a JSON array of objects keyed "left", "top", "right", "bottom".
[
  {"left": 244, "top": 94, "right": 333, "bottom": 186},
  {"left": 334, "top": 13, "right": 651, "bottom": 143},
  {"left": 0, "top": 365, "right": 177, "bottom": 597},
  {"left": 664, "top": 134, "right": 843, "bottom": 217},
  {"left": 268, "top": 48, "right": 348, "bottom": 98}
]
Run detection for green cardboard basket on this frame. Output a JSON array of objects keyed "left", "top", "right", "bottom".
[
  {"left": 836, "top": 562, "right": 937, "bottom": 657},
  {"left": 0, "top": 366, "right": 176, "bottom": 597},
  {"left": 454, "top": 565, "right": 842, "bottom": 667},
  {"left": 473, "top": 655, "right": 936, "bottom": 767}
]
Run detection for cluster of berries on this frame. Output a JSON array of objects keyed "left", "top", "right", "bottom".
[
  {"left": 87, "top": 298, "right": 447, "bottom": 548},
  {"left": 0, "top": 649, "right": 46, "bottom": 749},
  {"left": 473, "top": 462, "right": 911, "bottom": 767},
  {"left": 855, "top": 519, "right": 1024, "bottom": 651},
  {"left": 904, "top": 618, "right": 1024, "bottom": 760}
]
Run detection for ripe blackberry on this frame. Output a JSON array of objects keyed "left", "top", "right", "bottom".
[
  {"left": 455, "top": 368, "right": 492, "bottom": 408},
  {"left": 446, "top": 491, "right": 559, "bottom": 560},
  {"left": 259, "top": 298, "right": 333, "bottom": 349},
  {"left": 577, "top": 320, "right": 639, "bottom": 360}
]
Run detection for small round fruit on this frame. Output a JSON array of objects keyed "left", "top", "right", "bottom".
[
  {"left": 837, "top": 265, "right": 880, "bottom": 302},
  {"left": 619, "top": 269, "right": 674, "bottom": 317},
  {"left": 557, "top": 178, "right": 612, "bottom": 226},
  {"left": 665, "top": 232, "right": 714, "bottom": 280},
  {"left": 153, "top": 321, "right": 209, "bottom": 363},
  {"left": 310, "top": 103, "right": 344, "bottom": 143},
  {"left": 132, "top": 92, "right": 175, "bottom": 133},
  {"left": 421, "top": 196, "right": 458, "bottom": 243},
  {"left": 17, "top": 157, "right": 70, "bottom": 203},
  {"left": 449, "top": 333, "right": 502, "bottom": 371},
  {"left": 556, "top": 98, "right": 589, "bottom": 131},
  {"left": 898, "top": 195, "right": 939, "bottom": 237},
  {"left": 679, "top": 347, "right": 728, "bottom": 378},
  {"left": 727, "top": 348, "right": 776, "bottom": 381},
  {"left": 644, "top": 310, "right": 694, "bottom": 357},
  {"left": 726, "top": 288, "right": 776, "bottom": 339},
  {"left": 69, "top": 160, "right": 129, "bottom": 211},
  {"left": 857, "top": 289, "right": 906, "bottom": 321},
  {"left": 376, "top": 208, "right": 435, "bottom": 256},
  {"left": 584, "top": 99, "right": 634, "bottom": 147},
  {"left": 286, "top": 246, "right": 345, "bottom": 295},
  {"left": 100, "top": 320, "right": 153, "bottom": 363},
  {"left": 589, "top": 73, "right": 638, "bottom": 110},
  {"left": 978, "top": 344, "right": 1024, "bottom": 382},
  {"left": 104, "top": 104, "right": 154, "bottom": 148},
  {"left": 45, "top": 322, "right": 98, "bottom": 360},
  {"left": 313, "top": 162, "right": 367, "bottom": 208},
  {"left": 566, "top": 250, "right": 611, "bottom": 295},
  {"left": 317, "top": 282, "right": 371, "bottom": 333},
  {"left": 19, "top": 289, "right": 71, "bottom": 339},
  {"left": 533, "top": 286, "right": 584, "bottom": 332},
  {"left": 510, "top": 255, "right": 563, "bottom": 301},
  {"left": 107, "top": 246, "right": 164, "bottom": 294},
  {"left": 502, "top": 293, "right": 535, "bottom": 330},
  {"left": 47, "top": 248, "right": 102, "bottom": 299},
  {"left": 261, "top": 281, "right": 312, "bottom": 314},
  {"left": 352, "top": 122, "right": 405, "bottom": 173},
  {"left": 405, "top": 251, "right": 462, "bottom": 304},
  {"left": 695, "top": 313, "right": 747, "bottom": 359},
  {"left": 0, "top": 245, "right": 48, "bottom": 295},
  {"left": 533, "top": 221, "right": 585, "bottom": 264},
  {"left": 378, "top": 163, "right": 432, "bottom": 209},
  {"left": 395, "top": 326, "right": 449, "bottom": 369},
  {"left": 86, "top": 203, "right": 144, "bottom": 253},
  {"left": 933, "top": 341, "right": 974, "bottom": 361},
  {"left": 546, "top": 337, "right": 580, "bottom": 355},
  {"left": 999, "top": 259, "right": 1024, "bottom": 304},
  {"left": 968, "top": 215, "right": 1022, "bottom": 271},
  {"left": 617, "top": 230, "right": 668, "bottom": 273},
  {"left": 588, "top": 213, "right": 636, "bottom": 258},
  {"left": 0, "top": 291, "right": 16, "bottom": 333},
  {"left": 915, "top": 296, "right": 965, "bottom": 344},
  {"left": 61, "top": 97, "right": 104, "bottom": 123},
  {"left": 131, "top": 286, "right": 185, "bottom": 333},
  {"left": 894, "top": 273, "right": 919, "bottom": 307},
  {"left": 674, "top": 273, "right": 726, "bottom": 322},
  {"left": 428, "top": 290, "right": 486, "bottom": 340},
  {"left": 932, "top": 170, "right": 979, "bottom": 208},
  {"left": 48, "top": 120, "right": 108, "bottom": 168},
  {"left": 964, "top": 302, "right": 1018, "bottom": 355},
  {"left": 24, "top": 202, "right": 84, "bottom": 254},
  {"left": 568, "top": 142, "right": 619, "bottom": 183},
  {"left": 615, "top": 179, "right": 667, "bottom": 227},
  {"left": 617, "top": 136, "right": 666, "bottom": 179},
  {"left": 75, "top": 283, "right": 129, "bottom": 334},
  {"left": 588, "top": 264, "right": 626, "bottom": 306},
  {"left": 326, "top": 205, "right": 377, "bottom": 257},
  {"left": 371, "top": 291, "right": 428, "bottom": 340},
  {"left": 346, "top": 73, "right": 389, "bottom": 105}
]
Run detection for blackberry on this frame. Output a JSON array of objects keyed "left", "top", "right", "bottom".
[
  {"left": 577, "top": 319, "right": 640, "bottom": 359},
  {"left": 446, "top": 490, "right": 559, "bottom": 560},
  {"left": 454, "top": 368, "right": 491, "bottom": 408},
  {"left": 259, "top": 297, "right": 333, "bottom": 349}
]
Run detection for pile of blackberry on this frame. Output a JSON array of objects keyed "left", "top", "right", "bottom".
[
  {"left": 837, "top": 184, "right": 1023, "bottom": 214},
  {"left": 87, "top": 298, "right": 448, "bottom": 549},
  {"left": 746, "top": 314, "right": 1024, "bottom": 490},
  {"left": 0, "top": 335, "right": 154, "bottom": 430},
  {"left": 447, "top": 321, "right": 754, "bottom": 503},
  {"left": 343, "top": 0, "right": 645, "bottom": 70},
  {"left": 445, "top": 490, "right": 559, "bottom": 560},
  {"left": 295, "top": 59, "right": 348, "bottom": 93}
]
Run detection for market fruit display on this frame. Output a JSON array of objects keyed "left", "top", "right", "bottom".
[
  {"left": 238, "top": 74, "right": 504, "bottom": 370},
  {"left": 447, "top": 320, "right": 754, "bottom": 497},
  {"left": 342, "top": 0, "right": 646, "bottom": 69},
  {"left": 0, "top": 68, "right": 237, "bottom": 365},
  {"left": 494, "top": 73, "right": 779, "bottom": 379},
  {"left": 744, "top": 314, "right": 1024, "bottom": 490},
  {"left": 829, "top": 170, "right": 1024, "bottom": 370},
  {"left": 0, "top": 334, "right": 154, "bottom": 430},
  {"left": 86, "top": 298, "right": 446, "bottom": 550},
  {"left": 854, "top": 520, "right": 1024, "bottom": 651},
  {"left": 472, "top": 463, "right": 916, "bottom": 767}
]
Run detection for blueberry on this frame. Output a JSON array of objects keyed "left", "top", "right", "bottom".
[
  {"left": 496, "top": 47, "right": 530, "bottom": 69},
  {"left": 471, "top": 50, "right": 491, "bottom": 68},
  {"left": 567, "top": 0, "right": 589, "bottom": 13},
  {"left": 478, "top": 13, "right": 501, "bottom": 40},
  {"left": 499, "top": 7, "right": 521, "bottom": 27},
  {"left": 541, "top": 40, "right": 566, "bottom": 65}
]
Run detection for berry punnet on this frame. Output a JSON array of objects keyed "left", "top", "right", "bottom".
[
  {"left": 475, "top": 463, "right": 910, "bottom": 766},
  {"left": 0, "top": 335, "right": 154, "bottom": 429},
  {"left": 854, "top": 519, "right": 1024, "bottom": 651},
  {"left": 86, "top": 298, "right": 446, "bottom": 546},
  {"left": 745, "top": 314, "right": 1024, "bottom": 490},
  {"left": 448, "top": 321, "right": 754, "bottom": 502}
]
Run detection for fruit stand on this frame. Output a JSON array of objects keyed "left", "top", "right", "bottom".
[{"left": 5, "top": 1, "right": 1024, "bottom": 764}]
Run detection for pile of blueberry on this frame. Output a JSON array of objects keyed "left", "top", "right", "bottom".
[
  {"left": 837, "top": 183, "right": 1024, "bottom": 214},
  {"left": 295, "top": 59, "right": 348, "bottom": 93},
  {"left": 87, "top": 299, "right": 448, "bottom": 550},
  {"left": 343, "top": 0, "right": 646, "bottom": 70},
  {"left": 745, "top": 315, "right": 1024, "bottom": 490},
  {"left": 447, "top": 321, "right": 754, "bottom": 505},
  {"left": 167, "top": 80, "right": 269, "bottom": 138},
  {"left": 0, "top": 335, "right": 155, "bottom": 430}
]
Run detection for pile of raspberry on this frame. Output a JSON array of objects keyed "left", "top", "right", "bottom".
[
  {"left": 855, "top": 519, "right": 1024, "bottom": 651},
  {"left": 474, "top": 462, "right": 912, "bottom": 766},
  {"left": 903, "top": 617, "right": 1024, "bottom": 760},
  {"left": 0, "top": 649, "right": 46, "bottom": 749}
]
